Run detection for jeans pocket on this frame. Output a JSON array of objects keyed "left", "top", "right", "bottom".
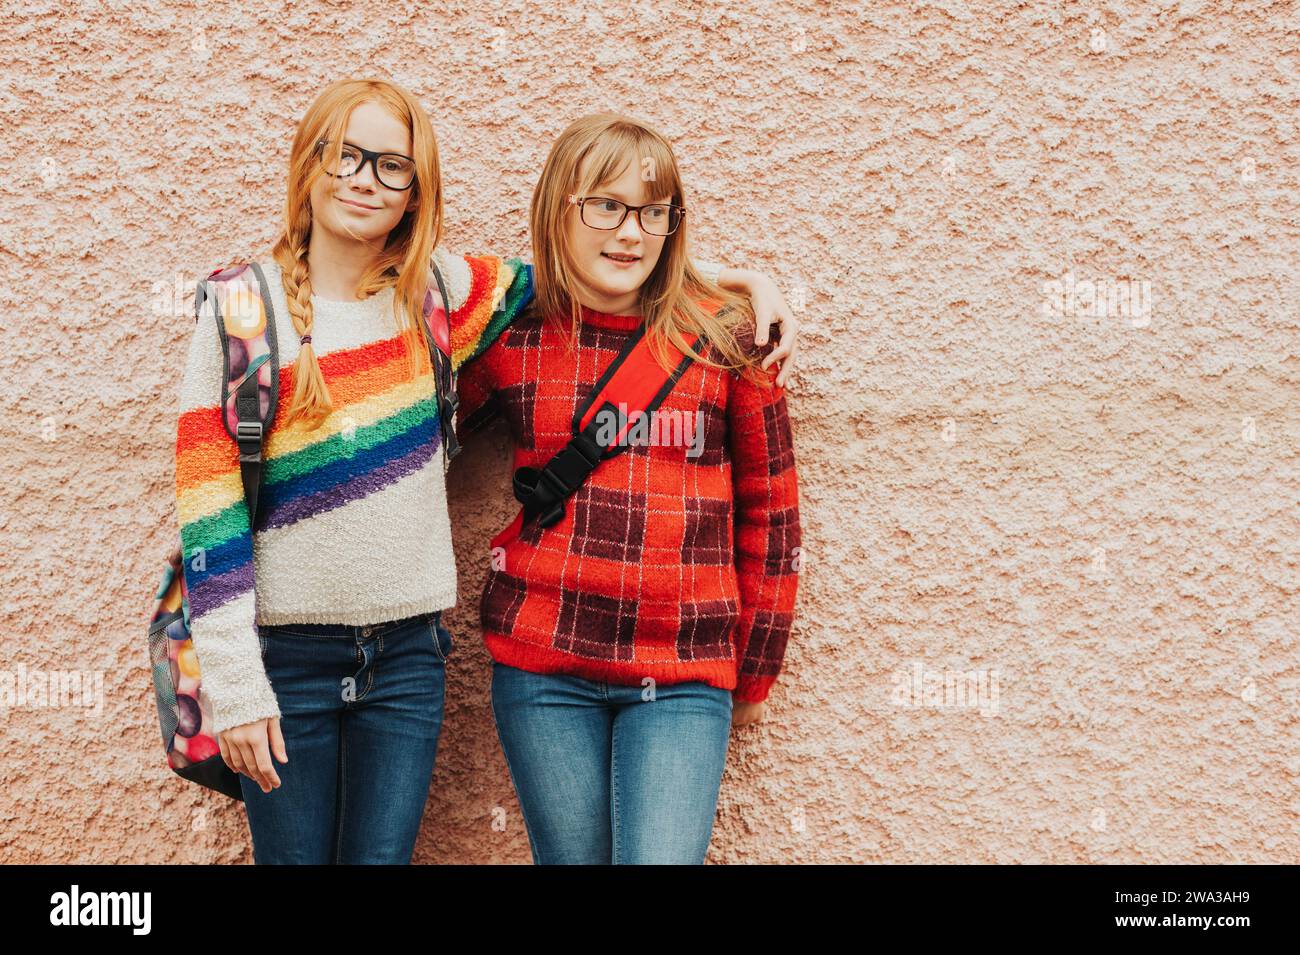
[{"left": 428, "top": 611, "right": 453, "bottom": 662}]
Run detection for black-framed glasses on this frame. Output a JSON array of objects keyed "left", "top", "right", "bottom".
[
  {"left": 316, "top": 139, "right": 416, "bottom": 191},
  {"left": 568, "top": 194, "right": 685, "bottom": 236}
]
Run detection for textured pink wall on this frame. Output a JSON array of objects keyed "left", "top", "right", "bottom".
[{"left": 1, "top": 2, "right": 1296, "bottom": 863}]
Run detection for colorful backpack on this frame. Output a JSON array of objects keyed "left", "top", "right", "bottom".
[{"left": 148, "top": 261, "right": 459, "bottom": 800}]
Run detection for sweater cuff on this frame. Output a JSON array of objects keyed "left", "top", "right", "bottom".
[
  {"left": 210, "top": 665, "right": 281, "bottom": 736},
  {"left": 694, "top": 259, "right": 724, "bottom": 286},
  {"left": 733, "top": 674, "right": 776, "bottom": 704},
  {"left": 191, "top": 619, "right": 282, "bottom": 735}
]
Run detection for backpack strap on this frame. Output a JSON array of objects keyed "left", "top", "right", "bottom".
[
  {"left": 199, "top": 261, "right": 457, "bottom": 525},
  {"left": 510, "top": 323, "right": 707, "bottom": 530},
  {"left": 421, "top": 263, "right": 460, "bottom": 466},
  {"left": 201, "top": 262, "right": 279, "bottom": 528}
]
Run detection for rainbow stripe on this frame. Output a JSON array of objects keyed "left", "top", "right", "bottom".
[
  {"left": 176, "top": 253, "right": 534, "bottom": 625},
  {"left": 448, "top": 254, "right": 534, "bottom": 371},
  {"left": 177, "top": 336, "right": 439, "bottom": 617}
]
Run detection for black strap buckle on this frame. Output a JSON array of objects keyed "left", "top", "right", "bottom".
[
  {"left": 511, "top": 395, "right": 643, "bottom": 532},
  {"left": 513, "top": 424, "right": 607, "bottom": 529},
  {"left": 236, "top": 420, "right": 263, "bottom": 462}
]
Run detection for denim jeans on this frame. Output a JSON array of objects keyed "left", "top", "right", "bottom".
[
  {"left": 238, "top": 609, "right": 454, "bottom": 864},
  {"left": 490, "top": 661, "right": 733, "bottom": 864}
]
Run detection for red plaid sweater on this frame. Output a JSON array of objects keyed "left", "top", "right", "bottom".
[{"left": 457, "top": 302, "right": 801, "bottom": 702}]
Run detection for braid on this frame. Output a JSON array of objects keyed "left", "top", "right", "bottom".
[{"left": 275, "top": 218, "right": 333, "bottom": 430}]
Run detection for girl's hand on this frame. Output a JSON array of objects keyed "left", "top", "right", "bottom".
[
  {"left": 218, "top": 717, "right": 288, "bottom": 794},
  {"left": 732, "top": 698, "right": 766, "bottom": 727},
  {"left": 716, "top": 268, "right": 799, "bottom": 388}
]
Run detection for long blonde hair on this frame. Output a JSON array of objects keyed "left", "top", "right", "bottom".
[
  {"left": 528, "top": 113, "right": 769, "bottom": 385},
  {"left": 270, "top": 78, "right": 443, "bottom": 431}
]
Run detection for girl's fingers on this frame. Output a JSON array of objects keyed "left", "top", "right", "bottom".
[
  {"left": 765, "top": 317, "right": 795, "bottom": 364},
  {"left": 776, "top": 341, "right": 798, "bottom": 389},
  {"left": 252, "top": 735, "right": 281, "bottom": 789},
  {"left": 225, "top": 738, "right": 247, "bottom": 778},
  {"left": 731, "top": 699, "right": 766, "bottom": 726},
  {"left": 777, "top": 308, "right": 797, "bottom": 355},
  {"left": 233, "top": 739, "right": 263, "bottom": 791},
  {"left": 245, "top": 740, "right": 273, "bottom": 792},
  {"left": 761, "top": 307, "right": 798, "bottom": 376},
  {"left": 268, "top": 717, "right": 289, "bottom": 764}
]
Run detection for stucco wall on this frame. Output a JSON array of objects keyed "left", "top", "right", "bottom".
[{"left": 0, "top": 1, "right": 1296, "bottom": 863}]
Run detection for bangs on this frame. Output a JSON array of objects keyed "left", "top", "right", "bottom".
[{"left": 577, "top": 128, "right": 681, "bottom": 204}]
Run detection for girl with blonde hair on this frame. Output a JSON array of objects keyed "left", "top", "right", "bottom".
[
  {"left": 457, "top": 113, "right": 802, "bottom": 864},
  {"left": 174, "top": 81, "right": 797, "bottom": 863}
]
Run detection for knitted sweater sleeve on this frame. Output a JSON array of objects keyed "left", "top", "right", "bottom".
[
  {"left": 454, "top": 331, "right": 503, "bottom": 438},
  {"left": 432, "top": 247, "right": 534, "bottom": 374},
  {"left": 433, "top": 248, "right": 720, "bottom": 373},
  {"left": 726, "top": 356, "right": 802, "bottom": 702},
  {"left": 174, "top": 279, "right": 282, "bottom": 735},
  {"left": 694, "top": 260, "right": 724, "bottom": 285}
]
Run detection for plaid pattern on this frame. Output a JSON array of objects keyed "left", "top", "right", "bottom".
[{"left": 458, "top": 304, "right": 801, "bottom": 702}]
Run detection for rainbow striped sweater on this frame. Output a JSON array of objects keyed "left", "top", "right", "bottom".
[{"left": 174, "top": 249, "right": 534, "bottom": 734}]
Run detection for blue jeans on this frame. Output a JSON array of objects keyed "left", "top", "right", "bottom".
[
  {"left": 239, "top": 609, "right": 454, "bottom": 864},
  {"left": 490, "top": 661, "right": 733, "bottom": 864}
]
